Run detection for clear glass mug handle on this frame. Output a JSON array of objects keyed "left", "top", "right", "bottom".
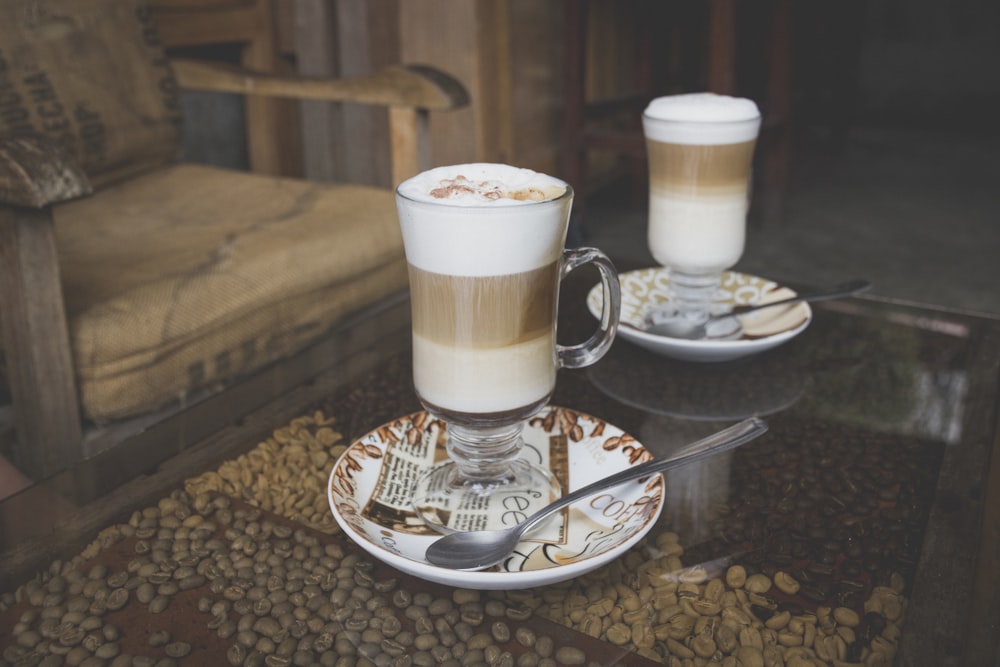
[{"left": 556, "top": 247, "right": 621, "bottom": 369}]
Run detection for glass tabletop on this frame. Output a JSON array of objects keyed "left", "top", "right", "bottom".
[{"left": 1, "top": 270, "right": 998, "bottom": 666}]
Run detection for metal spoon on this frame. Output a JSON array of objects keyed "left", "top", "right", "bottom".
[
  {"left": 424, "top": 417, "right": 768, "bottom": 570},
  {"left": 638, "top": 279, "right": 872, "bottom": 340}
]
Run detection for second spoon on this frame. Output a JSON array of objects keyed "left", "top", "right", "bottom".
[{"left": 640, "top": 278, "right": 872, "bottom": 340}]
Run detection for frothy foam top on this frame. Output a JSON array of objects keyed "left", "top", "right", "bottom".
[
  {"left": 643, "top": 93, "right": 761, "bottom": 145},
  {"left": 397, "top": 163, "right": 567, "bottom": 206},
  {"left": 396, "top": 164, "right": 571, "bottom": 276},
  {"left": 645, "top": 93, "right": 759, "bottom": 122}
]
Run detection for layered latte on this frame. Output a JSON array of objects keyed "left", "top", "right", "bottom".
[
  {"left": 643, "top": 93, "right": 761, "bottom": 274},
  {"left": 395, "top": 164, "right": 571, "bottom": 424}
]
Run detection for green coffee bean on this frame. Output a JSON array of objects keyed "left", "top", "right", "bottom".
[{"left": 554, "top": 646, "right": 585, "bottom": 665}]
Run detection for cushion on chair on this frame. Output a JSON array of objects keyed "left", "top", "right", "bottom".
[
  {"left": 54, "top": 164, "right": 408, "bottom": 422},
  {"left": 0, "top": 0, "right": 182, "bottom": 187}
]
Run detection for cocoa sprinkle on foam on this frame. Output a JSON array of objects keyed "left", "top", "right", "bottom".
[{"left": 430, "top": 175, "right": 550, "bottom": 202}]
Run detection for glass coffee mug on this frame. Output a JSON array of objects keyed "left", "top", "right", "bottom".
[
  {"left": 643, "top": 93, "right": 761, "bottom": 334},
  {"left": 396, "top": 163, "right": 621, "bottom": 534}
]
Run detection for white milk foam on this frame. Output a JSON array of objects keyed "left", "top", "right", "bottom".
[
  {"left": 397, "top": 163, "right": 566, "bottom": 206},
  {"left": 643, "top": 93, "right": 760, "bottom": 146},
  {"left": 396, "top": 163, "right": 570, "bottom": 277},
  {"left": 413, "top": 332, "right": 555, "bottom": 413}
]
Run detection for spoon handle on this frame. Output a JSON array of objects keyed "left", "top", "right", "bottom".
[
  {"left": 517, "top": 417, "right": 768, "bottom": 536},
  {"left": 727, "top": 279, "right": 872, "bottom": 318}
]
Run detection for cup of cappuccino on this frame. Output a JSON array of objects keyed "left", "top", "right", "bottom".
[
  {"left": 643, "top": 93, "right": 761, "bottom": 275},
  {"left": 396, "top": 163, "right": 621, "bottom": 531},
  {"left": 396, "top": 163, "right": 621, "bottom": 428}
]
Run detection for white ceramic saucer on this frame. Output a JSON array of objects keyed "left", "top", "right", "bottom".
[
  {"left": 589, "top": 268, "right": 812, "bottom": 362},
  {"left": 328, "top": 406, "right": 663, "bottom": 590}
]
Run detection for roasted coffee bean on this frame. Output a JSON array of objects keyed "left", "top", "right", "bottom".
[
  {"left": 806, "top": 561, "right": 834, "bottom": 577},
  {"left": 798, "top": 585, "right": 827, "bottom": 604}
]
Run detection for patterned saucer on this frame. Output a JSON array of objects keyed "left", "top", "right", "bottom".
[
  {"left": 328, "top": 406, "right": 663, "bottom": 589},
  {"left": 588, "top": 268, "right": 812, "bottom": 362}
]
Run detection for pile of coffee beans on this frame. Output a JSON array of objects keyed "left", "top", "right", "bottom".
[
  {"left": 0, "top": 490, "right": 615, "bottom": 667},
  {"left": 0, "top": 407, "right": 614, "bottom": 666},
  {"left": 183, "top": 411, "right": 347, "bottom": 536},
  {"left": 2, "top": 411, "right": 936, "bottom": 667},
  {"left": 523, "top": 529, "right": 905, "bottom": 666},
  {"left": 512, "top": 418, "right": 937, "bottom": 666}
]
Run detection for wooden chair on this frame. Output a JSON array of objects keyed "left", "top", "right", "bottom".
[
  {"left": 149, "top": 0, "right": 302, "bottom": 177},
  {"left": 0, "top": 0, "right": 467, "bottom": 481}
]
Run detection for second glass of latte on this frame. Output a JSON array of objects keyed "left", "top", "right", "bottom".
[
  {"left": 643, "top": 92, "right": 762, "bottom": 334},
  {"left": 396, "top": 163, "right": 621, "bottom": 534}
]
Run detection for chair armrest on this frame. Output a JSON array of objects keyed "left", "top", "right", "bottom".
[
  {"left": 0, "top": 137, "right": 92, "bottom": 209},
  {"left": 172, "top": 60, "right": 468, "bottom": 183},
  {"left": 171, "top": 60, "right": 469, "bottom": 111},
  {"left": 0, "top": 136, "right": 86, "bottom": 470}
]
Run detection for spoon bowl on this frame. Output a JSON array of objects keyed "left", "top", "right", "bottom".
[
  {"left": 640, "top": 279, "right": 872, "bottom": 340},
  {"left": 424, "top": 417, "right": 768, "bottom": 570}
]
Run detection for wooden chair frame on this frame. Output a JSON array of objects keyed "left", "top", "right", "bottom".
[{"left": 0, "top": 59, "right": 467, "bottom": 480}]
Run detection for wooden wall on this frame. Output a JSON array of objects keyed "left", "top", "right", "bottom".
[
  {"left": 290, "top": 0, "right": 575, "bottom": 185},
  {"left": 393, "top": 0, "right": 570, "bottom": 180},
  {"left": 293, "top": 0, "right": 400, "bottom": 187},
  {"left": 151, "top": 0, "right": 304, "bottom": 177},
  {"left": 329, "top": 1, "right": 664, "bottom": 185},
  {"left": 152, "top": 0, "right": 652, "bottom": 187}
]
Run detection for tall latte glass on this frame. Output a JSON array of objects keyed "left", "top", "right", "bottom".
[
  {"left": 644, "top": 93, "right": 761, "bottom": 331},
  {"left": 396, "top": 163, "right": 621, "bottom": 533}
]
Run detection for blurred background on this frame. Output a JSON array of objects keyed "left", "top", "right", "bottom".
[
  {"left": 2, "top": 0, "right": 998, "bottom": 475},
  {"left": 167, "top": 0, "right": 1000, "bottom": 315}
]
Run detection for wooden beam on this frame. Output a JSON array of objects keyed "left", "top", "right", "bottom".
[
  {"left": 171, "top": 61, "right": 468, "bottom": 111},
  {"left": 0, "top": 137, "right": 90, "bottom": 478},
  {"left": 239, "top": 0, "right": 289, "bottom": 175},
  {"left": 151, "top": 0, "right": 298, "bottom": 176},
  {"left": 0, "top": 207, "right": 83, "bottom": 479},
  {"left": 707, "top": 0, "right": 737, "bottom": 94},
  {"left": 475, "top": 0, "right": 513, "bottom": 163},
  {"left": 294, "top": 0, "right": 343, "bottom": 182},
  {"left": 389, "top": 107, "right": 430, "bottom": 186},
  {"left": 153, "top": 6, "right": 267, "bottom": 48}
]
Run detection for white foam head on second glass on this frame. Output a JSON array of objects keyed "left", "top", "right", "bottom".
[{"left": 643, "top": 93, "right": 761, "bottom": 145}]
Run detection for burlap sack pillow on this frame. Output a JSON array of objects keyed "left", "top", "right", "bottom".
[
  {"left": 55, "top": 165, "right": 408, "bottom": 422},
  {"left": 0, "top": 0, "right": 182, "bottom": 187}
]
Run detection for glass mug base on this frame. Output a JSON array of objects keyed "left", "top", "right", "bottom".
[
  {"left": 668, "top": 269, "right": 724, "bottom": 320},
  {"left": 412, "top": 457, "right": 561, "bottom": 537},
  {"left": 643, "top": 270, "right": 742, "bottom": 340},
  {"left": 412, "top": 420, "right": 561, "bottom": 536}
]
